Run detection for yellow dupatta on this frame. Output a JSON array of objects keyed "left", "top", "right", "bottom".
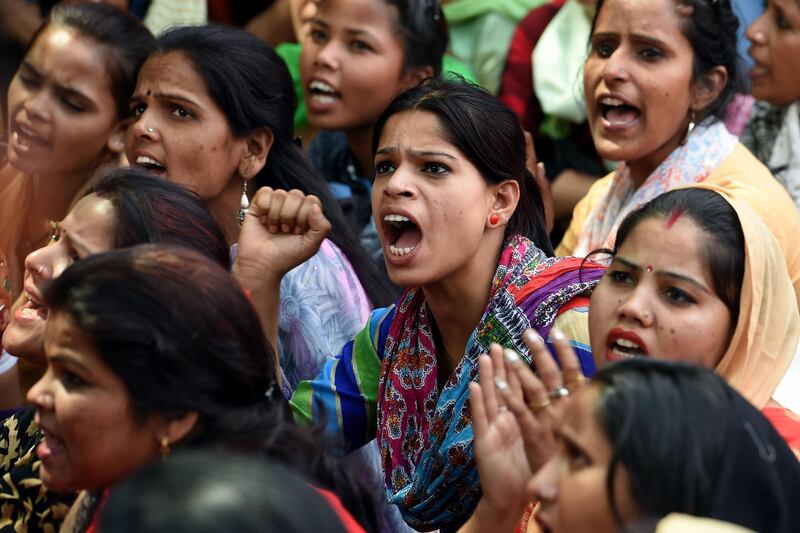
[{"left": 688, "top": 183, "right": 800, "bottom": 411}]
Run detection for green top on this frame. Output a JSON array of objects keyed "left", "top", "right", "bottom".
[
  {"left": 443, "top": 0, "right": 546, "bottom": 22},
  {"left": 444, "top": 0, "right": 549, "bottom": 93}
]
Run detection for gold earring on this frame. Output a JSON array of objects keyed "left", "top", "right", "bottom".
[{"left": 159, "top": 436, "right": 170, "bottom": 458}]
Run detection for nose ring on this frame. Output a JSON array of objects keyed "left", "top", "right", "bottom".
[{"left": 146, "top": 127, "right": 155, "bottom": 134}]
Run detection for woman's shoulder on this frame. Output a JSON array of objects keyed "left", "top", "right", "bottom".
[
  {"left": 282, "top": 239, "right": 363, "bottom": 287},
  {"left": 555, "top": 174, "right": 614, "bottom": 256},
  {"left": 710, "top": 142, "right": 788, "bottom": 190}
]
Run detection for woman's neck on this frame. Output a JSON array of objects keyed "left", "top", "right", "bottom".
[
  {"left": 207, "top": 176, "right": 244, "bottom": 247},
  {"left": 345, "top": 126, "right": 376, "bottom": 180},
  {"left": 422, "top": 237, "right": 504, "bottom": 374},
  {"left": 626, "top": 123, "right": 691, "bottom": 188}
]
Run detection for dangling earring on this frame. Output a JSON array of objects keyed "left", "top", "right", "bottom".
[
  {"left": 683, "top": 110, "right": 696, "bottom": 145},
  {"left": 237, "top": 174, "right": 249, "bottom": 227},
  {"left": 159, "top": 436, "right": 171, "bottom": 458}
]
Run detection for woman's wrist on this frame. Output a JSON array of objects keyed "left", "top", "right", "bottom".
[{"left": 462, "top": 496, "right": 528, "bottom": 533}]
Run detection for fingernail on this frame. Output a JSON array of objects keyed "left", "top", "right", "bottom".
[
  {"left": 552, "top": 328, "right": 566, "bottom": 341},
  {"left": 524, "top": 329, "right": 543, "bottom": 345},
  {"left": 268, "top": 225, "right": 278, "bottom": 234},
  {"left": 281, "top": 224, "right": 290, "bottom": 233},
  {"left": 494, "top": 377, "right": 509, "bottom": 391},
  {"left": 503, "top": 348, "right": 520, "bottom": 364}
]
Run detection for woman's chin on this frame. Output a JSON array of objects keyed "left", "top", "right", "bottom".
[{"left": 2, "top": 323, "right": 46, "bottom": 365}]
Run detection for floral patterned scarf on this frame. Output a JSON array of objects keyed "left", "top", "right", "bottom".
[
  {"left": 573, "top": 120, "right": 737, "bottom": 257},
  {"left": 376, "top": 235, "right": 605, "bottom": 530}
]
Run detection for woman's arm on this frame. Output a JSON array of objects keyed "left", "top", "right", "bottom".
[{"left": 233, "top": 187, "right": 331, "bottom": 363}]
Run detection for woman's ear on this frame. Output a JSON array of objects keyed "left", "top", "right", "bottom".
[
  {"left": 239, "top": 127, "right": 274, "bottom": 178},
  {"left": 401, "top": 66, "right": 434, "bottom": 89},
  {"left": 156, "top": 411, "right": 199, "bottom": 448},
  {"left": 691, "top": 66, "right": 728, "bottom": 114},
  {"left": 487, "top": 179, "right": 520, "bottom": 227},
  {"left": 106, "top": 121, "right": 127, "bottom": 154}
]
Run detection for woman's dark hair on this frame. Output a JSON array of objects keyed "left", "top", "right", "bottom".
[
  {"left": 604, "top": 188, "right": 744, "bottom": 327},
  {"left": 372, "top": 77, "right": 553, "bottom": 254},
  {"left": 382, "top": 0, "right": 449, "bottom": 75},
  {"left": 43, "top": 246, "right": 380, "bottom": 532},
  {"left": 590, "top": 0, "right": 739, "bottom": 121},
  {"left": 592, "top": 358, "right": 800, "bottom": 532},
  {"left": 100, "top": 451, "right": 349, "bottom": 533},
  {"left": 86, "top": 166, "right": 230, "bottom": 267},
  {"left": 153, "top": 25, "right": 394, "bottom": 306},
  {"left": 27, "top": 3, "right": 156, "bottom": 118},
  {"left": 593, "top": 359, "right": 731, "bottom": 523}
]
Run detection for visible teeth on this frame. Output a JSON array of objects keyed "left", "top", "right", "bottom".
[
  {"left": 615, "top": 338, "right": 641, "bottom": 349},
  {"left": 136, "top": 155, "right": 164, "bottom": 168},
  {"left": 600, "top": 97, "right": 624, "bottom": 106},
  {"left": 18, "top": 124, "right": 38, "bottom": 138},
  {"left": 389, "top": 245, "right": 415, "bottom": 256},
  {"left": 309, "top": 80, "right": 336, "bottom": 94},
  {"left": 310, "top": 94, "right": 336, "bottom": 104},
  {"left": 611, "top": 346, "right": 640, "bottom": 359},
  {"left": 384, "top": 214, "right": 410, "bottom": 224},
  {"left": 13, "top": 131, "right": 30, "bottom": 147},
  {"left": 20, "top": 308, "right": 40, "bottom": 319}
]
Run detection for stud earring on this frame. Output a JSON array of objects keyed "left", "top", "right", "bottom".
[
  {"left": 489, "top": 214, "right": 500, "bottom": 225},
  {"left": 159, "top": 436, "right": 171, "bottom": 458},
  {"left": 237, "top": 174, "right": 250, "bottom": 227}
]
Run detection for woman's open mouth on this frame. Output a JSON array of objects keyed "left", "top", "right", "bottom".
[
  {"left": 606, "top": 328, "right": 649, "bottom": 361},
  {"left": 37, "top": 428, "right": 66, "bottom": 462},
  {"left": 382, "top": 214, "right": 422, "bottom": 258},
  {"left": 15, "top": 290, "right": 47, "bottom": 324},
  {"left": 134, "top": 154, "right": 167, "bottom": 176},
  {"left": 307, "top": 80, "right": 341, "bottom": 107},
  {"left": 10, "top": 121, "right": 50, "bottom": 154},
  {"left": 598, "top": 96, "right": 641, "bottom": 129}
]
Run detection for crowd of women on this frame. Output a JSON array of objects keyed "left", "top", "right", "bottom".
[{"left": 0, "top": 0, "right": 798, "bottom": 532}]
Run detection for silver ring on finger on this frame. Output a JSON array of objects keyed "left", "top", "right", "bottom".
[{"left": 547, "top": 386, "right": 570, "bottom": 400}]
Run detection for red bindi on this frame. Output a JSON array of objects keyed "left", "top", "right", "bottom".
[
  {"left": 665, "top": 209, "right": 685, "bottom": 229},
  {"left": 645, "top": 265, "right": 654, "bottom": 273}
]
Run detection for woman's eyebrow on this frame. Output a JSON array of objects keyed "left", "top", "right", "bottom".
[{"left": 615, "top": 256, "right": 711, "bottom": 294}]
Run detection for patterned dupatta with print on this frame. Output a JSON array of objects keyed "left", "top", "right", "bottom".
[
  {"left": 376, "top": 235, "right": 605, "bottom": 530},
  {"left": 573, "top": 120, "right": 738, "bottom": 257}
]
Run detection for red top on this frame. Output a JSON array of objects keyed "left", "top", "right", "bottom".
[
  {"left": 313, "top": 486, "right": 368, "bottom": 533},
  {"left": 762, "top": 406, "right": 800, "bottom": 460}
]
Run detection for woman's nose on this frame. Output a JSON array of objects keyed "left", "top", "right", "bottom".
[
  {"left": 529, "top": 455, "right": 559, "bottom": 503},
  {"left": 616, "top": 286, "right": 654, "bottom": 327}
]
